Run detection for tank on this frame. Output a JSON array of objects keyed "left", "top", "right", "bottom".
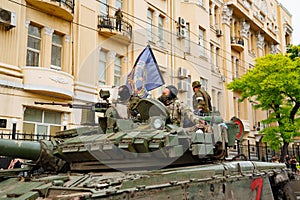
[{"left": 0, "top": 90, "right": 296, "bottom": 199}]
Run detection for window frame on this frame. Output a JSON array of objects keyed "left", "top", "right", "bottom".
[
  {"left": 99, "top": 50, "right": 107, "bottom": 85},
  {"left": 26, "top": 24, "right": 41, "bottom": 67},
  {"left": 100, "top": 0, "right": 108, "bottom": 16},
  {"left": 51, "top": 32, "right": 63, "bottom": 70},
  {"left": 114, "top": 55, "right": 122, "bottom": 86},
  {"left": 198, "top": 28, "right": 205, "bottom": 57},
  {"left": 23, "top": 108, "right": 62, "bottom": 140},
  {"left": 147, "top": 9, "right": 154, "bottom": 41},
  {"left": 158, "top": 15, "right": 164, "bottom": 47}
]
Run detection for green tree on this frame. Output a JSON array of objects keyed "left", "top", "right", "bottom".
[{"left": 227, "top": 46, "right": 300, "bottom": 160}]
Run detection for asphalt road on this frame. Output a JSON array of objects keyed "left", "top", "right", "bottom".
[{"left": 290, "top": 175, "right": 300, "bottom": 199}]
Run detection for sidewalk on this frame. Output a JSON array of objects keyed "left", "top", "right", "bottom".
[{"left": 290, "top": 173, "right": 300, "bottom": 199}]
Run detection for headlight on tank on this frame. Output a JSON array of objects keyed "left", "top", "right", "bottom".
[{"left": 150, "top": 116, "right": 165, "bottom": 130}]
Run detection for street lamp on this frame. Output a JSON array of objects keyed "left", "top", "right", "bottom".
[
  {"left": 11, "top": 118, "right": 17, "bottom": 140},
  {"left": 62, "top": 121, "right": 68, "bottom": 130},
  {"left": 247, "top": 139, "right": 251, "bottom": 160}
]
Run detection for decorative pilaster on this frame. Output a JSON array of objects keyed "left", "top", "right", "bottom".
[
  {"left": 222, "top": 4, "right": 233, "bottom": 26},
  {"left": 240, "top": 19, "right": 250, "bottom": 38},
  {"left": 65, "top": 34, "right": 70, "bottom": 43},
  {"left": 25, "top": 19, "right": 30, "bottom": 28},
  {"left": 270, "top": 44, "right": 278, "bottom": 54},
  {"left": 256, "top": 32, "right": 264, "bottom": 49},
  {"left": 44, "top": 27, "right": 54, "bottom": 36},
  {"left": 109, "top": 51, "right": 116, "bottom": 58}
]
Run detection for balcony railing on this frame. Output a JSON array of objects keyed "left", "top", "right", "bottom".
[
  {"left": 231, "top": 37, "right": 245, "bottom": 52},
  {"left": 53, "top": 0, "right": 75, "bottom": 13},
  {"left": 0, "top": 131, "right": 52, "bottom": 141},
  {"left": 97, "top": 15, "right": 132, "bottom": 41},
  {"left": 26, "top": 0, "right": 74, "bottom": 20}
]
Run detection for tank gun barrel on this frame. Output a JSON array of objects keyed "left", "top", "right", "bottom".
[
  {"left": 0, "top": 139, "right": 67, "bottom": 172},
  {"left": 0, "top": 139, "right": 41, "bottom": 161}
]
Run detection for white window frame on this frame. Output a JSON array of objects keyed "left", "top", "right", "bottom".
[
  {"left": 23, "top": 108, "right": 62, "bottom": 140},
  {"left": 185, "top": 23, "right": 190, "bottom": 53},
  {"left": 116, "top": 0, "right": 122, "bottom": 10},
  {"left": 158, "top": 15, "right": 164, "bottom": 47},
  {"left": 100, "top": 0, "right": 108, "bottom": 16},
  {"left": 26, "top": 24, "right": 41, "bottom": 67},
  {"left": 114, "top": 56, "right": 122, "bottom": 86},
  {"left": 99, "top": 50, "right": 107, "bottom": 85},
  {"left": 198, "top": 28, "right": 205, "bottom": 57},
  {"left": 186, "top": 76, "right": 192, "bottom": 107},
  {"left": 51, "top": 32, "right": 63, "bottom": 70},
  {"left": 147, "top": 9, "right": 153, "bottom": 41},
  {"left": 200, "top": 77, "right": 208, "bottom": 91}
]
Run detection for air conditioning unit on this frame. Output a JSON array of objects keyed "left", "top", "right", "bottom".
[
  {"left": 0, "top": 8, "right": 16, "bottom": 30},
  {"left": 178, "top": 17, "right": 186, "bottom": 27},
  {"left": 216, "top": 29, "right": 222, "bottom": 37},
  {"left": 178, "top": 67, "right": 189, "bottom": 79},
  {"left": 177, "top": 80, "right": 188, "bottom": 92},
  {"left": 177, "top": 26, "right": 187, "bottom": 38}
]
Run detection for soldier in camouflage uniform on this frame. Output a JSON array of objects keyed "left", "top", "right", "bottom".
[
  {"left": 192, "top": 81, "right": 212, "bottom": 115},
  {"left": 114, "top": 8, "right": 123, "bottom": 31},
  {"left": 158, "top": 85, "right": 208, "bottom": 130},
  {"left": 106, "top": 85, "right": 141, "bottom": 133}
]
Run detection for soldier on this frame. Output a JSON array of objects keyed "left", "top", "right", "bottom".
[
  {"left": 106, "top": 85, "right": 132, "bottom": 133},
  {"left": 158, "top": 85, "right": 209, "bottom": 131},
  {"left": 192, "top": 81, "right": 212, "bottom": 115},
  {"left": 114, "top": 8, "right": 123, "bottom": 31}
]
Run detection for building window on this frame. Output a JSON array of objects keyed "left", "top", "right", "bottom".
[
  {"left": 114, "top": 56, "right": 122, "bottom": 86},
  {"left": 158, "top": 15, "right": 164, "bottom": 47},
  {"left": 198, "top": 28, "right": 205, "bottom": 57},
  {"left": 235, "top": 58, "right": 239, "bottom": 78},
  {"left": 217, "top": 91, "right": 221, "bottom": 112},
  {"left": 215, "top": 47, "right": 219, "bottom": 72},
  {"left": 23, "top": 108, "right": 62, "bottom": 140},
  {"left": 147, "top": 9, "right": 153, "bottom": 41},
  {"left": 185, "top": 23, "right": 190, "bottom": 53},
  {"left": 100, "top": 0, "right": 108, "bottom": 16},
  {"left": 198, "top": 0, "right": 203, "bottom": 7},
  {"left": 116, "top": 0, "right": 122, "bottom": 9},
  {"left": 186, "top": 76, "right": 192, "bottom": 107},
  {"left": 51, "top": 33, "right": 63, "bottom": 70},
  {"left": 200, "top": 77, "right": 208, "bottom": 91},
  {"left": 26, "top": 24, "right": 41, "bottom": 67},
  {"left": 99, "top": 50, "right": 107, "bottom": 85}
]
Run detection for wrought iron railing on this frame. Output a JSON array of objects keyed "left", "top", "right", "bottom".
[
  {"left": 97, "top": 15, "right": 132, "bottom": 40},
  {"left": 0, "top": 131, "right": 52, "bottom": 141},
  {"left": 231, "top": 37, "right": 244, "bottom": 46},
  {"left": 52, "top": 0, "right": 75, "bottom": 13}
]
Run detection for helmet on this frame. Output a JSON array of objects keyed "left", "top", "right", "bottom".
[
  {"left": 118, "top": 85, "right": 130, "bottom": 101},
  {"left": 166, "top": 85, "right": 178, "bottom": 99},
  {"left": 192, "top": 81, "right": 201, "bottom": 88}
]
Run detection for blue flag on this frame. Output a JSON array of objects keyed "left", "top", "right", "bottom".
[{"left": 126, "top": 45, "right": 164, "bottom": 98}]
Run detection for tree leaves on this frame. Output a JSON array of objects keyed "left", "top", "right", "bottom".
[{"left": 227, "top": 45, "right": 300, "bottom": 151}]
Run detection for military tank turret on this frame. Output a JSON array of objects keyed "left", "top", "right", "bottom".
[
  {"left": 0, "top": 89, "right": 296, "bottom": 199},
  {"left": 0, "top": 89, "right": 241, "bottom": 172}
]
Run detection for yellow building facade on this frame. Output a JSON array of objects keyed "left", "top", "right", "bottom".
[{"left": 0, "top": 0, "right": 293, "bottom": 141}]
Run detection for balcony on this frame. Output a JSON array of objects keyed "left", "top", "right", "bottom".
[
  {"left": 231, "top": 37, "right": 245, "bottom": 52},
  {"left": 22, "top": 67, "right": 74, "bottom": 99},
  {"left": 25, "top": 0, "right": 74, "bottom": 21},
  {"left": 97, "top": 15, "right": 132, "bottom": 44}
]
